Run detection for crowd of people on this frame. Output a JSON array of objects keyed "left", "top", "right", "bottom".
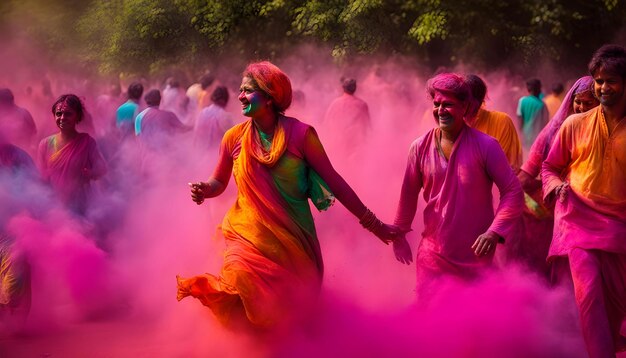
[{"left": 0, "top": 44, "right": 624, "bottom": 357}]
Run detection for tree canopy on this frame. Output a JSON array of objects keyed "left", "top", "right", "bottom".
[{"left": 3, "top": 0, "right": 625, "bottom": 77}]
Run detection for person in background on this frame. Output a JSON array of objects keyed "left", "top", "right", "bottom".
[
  {"left": 465, "top": 74, "right": 522, "bottom": 171},
  {"left": 161, "top": 77, "right": 189, "bottom": 125},
  {"left": 517, "top": 76, "right": 600, "bottom": 276},
  {"left": 38, "top": 94, "right": 107, "bottom": 215},
  {"left": 0, "top": 136, "right": 38, "bottom": 330},
  {"left": 94, "top": 81, "right": 122, "bottom": 137},
  {"left": 196, "top": 74, "right": 217, "bottom": 116},
  {"left": 116, "top": 82, "right": 143, "bottom": 138},
  {"left": 541, "top": 44, "right": 626, "bottom": 358},
  {"left": 135, "top": 89, "right": 188, "bottom": 151},
  {"left": 0, "top": 88, "right": 37, "bottom": 155},
  {"left": 323, "top": 77, "right": 371, "bottom": 154},
  {"left": 543, "top": 82, "right": 565, "bottom": 119},
  {"left": 193, "top": 86, "right": 234, "bottom": 150},
  {"left": 517, "top": 78, "right": 549, "bottom": 151}
]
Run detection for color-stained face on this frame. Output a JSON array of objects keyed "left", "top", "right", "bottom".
[
  {"left": 572, "top": 91, "right": 599, "bottom": 114},
  {"left": 432, "top": 91, "right": 467, "bottom": 134},
  {"left": 593, "top": 67, "right": 626, "bottom": 108},
  {"left": 54, "top": 102, "right": 79, "bottom": 131},
  {"left": 238, "top": 77, "right": 271, "bottom": 118}
]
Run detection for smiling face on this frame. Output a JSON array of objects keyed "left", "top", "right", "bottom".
[
  {"left": 432, "top": 91, "right": 467, "bottom": 135},
  {"left": 593, "top": 67, "right": 626, "bottom": 108},
  {"left": 572, "top": 91, "right": 599, "bottom": 114},
  {"left": 54, "top": 101, "right": 79, "bottom": 132},
  {"left": 238, "top": 76, "right": 272, "bottom": 118}
]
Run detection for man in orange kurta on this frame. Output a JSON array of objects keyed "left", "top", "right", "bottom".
[
  {"left": 542, "top": 44, "right": 626, "bottom": 357},
  {"left": 465, "top": 75, "right": 522, "bottom": 171},
  {"left": 464, "top": 75, "right": 527, "bottom": 267},
  {"left": 543, "top": 82, "right": 564, "bottom": 119}
]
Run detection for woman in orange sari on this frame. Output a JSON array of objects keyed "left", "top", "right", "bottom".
[
  {"left": 37, "top": 94, "right": 107, "bottom": 215},
  {"left": 177, "top": 62, "right": 395, "bottom": 329}
]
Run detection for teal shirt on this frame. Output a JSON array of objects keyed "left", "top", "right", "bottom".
[
  {"left": 517, "top": 95, "right": 548, "bottom": 148},
  {"left": 116, "top": 100, "right": 139, "bottom": 128}
]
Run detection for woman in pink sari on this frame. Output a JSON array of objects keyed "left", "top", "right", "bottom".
[
  {"left": 37, "top": 94, "right": 107, "bottom": 215},
  {"left": 177, "top": 61, "right": 396, "bottom": 329},
  {"left": 516, "top": 77, "right": 599, "bottom": 275}
]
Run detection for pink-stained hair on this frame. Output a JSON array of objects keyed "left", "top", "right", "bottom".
[{"left": 243, "top": 61, "right": 292, "bottom": 113}]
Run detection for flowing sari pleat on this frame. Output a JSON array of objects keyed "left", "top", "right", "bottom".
[{"left": 178, "top": 117, "right": 324, "bottom": 328}]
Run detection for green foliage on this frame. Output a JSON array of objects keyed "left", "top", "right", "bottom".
[
  {"left": 5, "top": 0, "right": 93, "bottom": 69},
  {"left": 408, "top": 11, "right": 448, "bottom": 45},
  {"left": 2, "top": 0, "right": 624, "bottom": 76},
  {"left": 293, "top": 1, "right": 342, "bottom": 40},
  {"left": 75, "top": 0, "right": 205, "bottom": 76},
  {"left": 604, "top": 0, "right": 618, "bottom": 11}
]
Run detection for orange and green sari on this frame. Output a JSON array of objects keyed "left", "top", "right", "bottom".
[{"left": 177, "top": 116, "right": 333, "bottom": 328}]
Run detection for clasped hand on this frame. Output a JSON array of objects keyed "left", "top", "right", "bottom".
[
  {"left": 371, "top": 223, "right": 401, "bottom": 245},
  {"left": 554, "top": 181, "right": 569, "bottom": 203},
  {"left": 189, "top": 182, "right": 207, "bottom": 205},
  {"left": 517, "top": 170, "right": 541, "bottom": 193},
  {"left": 383, "top": 226, "right": 413, "bottom": 265}
]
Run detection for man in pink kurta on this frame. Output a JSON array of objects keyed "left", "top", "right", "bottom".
[
  {"left": 392, "top": 73, "right": 523, "bottom": 296},
  {"left": 542, "top": 44, "right": 626, "bottom": 357}
]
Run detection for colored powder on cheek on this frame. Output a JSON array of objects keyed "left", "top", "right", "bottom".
[{"left": 243, "top": 92, "right": 264, "bottom": 116}]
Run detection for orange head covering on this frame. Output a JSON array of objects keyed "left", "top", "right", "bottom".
[{"left": 243, "top": 61, "right": 292, "bottom": 114}]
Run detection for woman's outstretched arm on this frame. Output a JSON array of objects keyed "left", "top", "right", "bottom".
[
  {"left": 302, "top": 127, "right": 397, "bottom": 243},
  {"left": 189, "top": 138, "right": 233, "bottom": 204}
]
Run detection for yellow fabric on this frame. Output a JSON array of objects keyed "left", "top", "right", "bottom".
[
  {"left": 471, "top": 108, "right": 523, "bottom": 171},
  {"left": 0, "top": 244, "right": 16, "bottom": 305},
  {"left": 560, "top": 108, "right": 626, "bottom": 217},
  {"left": 241, "top": 121, "right": 287, "bottom": 166},
  {"left": 0, "top": 234, "right": 24, "bottom": 307},
  {"left": 197, "top": 90, "right": 211, "bottom": 110},
  {"left": 543, "top": 94, "right": 562, "bottom": 120},
  {"left": 178, "top": 118, "right": 322, "bottom": 328}
]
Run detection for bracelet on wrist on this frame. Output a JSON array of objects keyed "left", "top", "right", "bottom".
[{"left": 359, "top": 208, "right": 383, "bottom": 232}]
